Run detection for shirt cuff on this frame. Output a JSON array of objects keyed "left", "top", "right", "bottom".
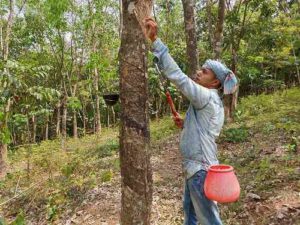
[{"left": 151, "top": 38, "right": 168, "bottom": 60}]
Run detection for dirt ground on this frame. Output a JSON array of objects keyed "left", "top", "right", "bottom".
[
  {"left": 59, "top": 134, "right": 184, "bottom": 225},
  {"left": 58, "top": 133, "right": 300, "bottom": 225}
]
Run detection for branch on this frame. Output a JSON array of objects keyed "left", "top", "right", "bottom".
[
  {"left": 17, "top": 0, "right": 27, "bottom": 16},
  {"left": 0, "top": 179, "right": 45, "bottom": 207}
]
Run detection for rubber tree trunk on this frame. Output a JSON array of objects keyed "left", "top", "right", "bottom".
[
  {"left": 62, "top": 97, "right": 67, "bottom": 139},
  {"left": 107, "top": 107, "right": 110, "bottom": 127},
  {"left": 226, "top": 0, "right": 248, "bottom": 121},
  {"left": 119, "top": 0, "right": 123, "bottom": 37},
  {"left": 90, "top": 3, "right": 102, "bottom": 134},
  {"left": 182, "top": 0, "right": 199, "bottom": 78},
  {"left": 292, "top": 44, "right": 300, "bottom": 84},
  {"left": 61, "top": 95, "right": 67, "bottom": 150},
  {"left": 56, "top": 103, "right": 61, "bottom": 137},
  {"left": 119, "top": 1, "right": 153, "bottom": 224},
  {"left": 3, "top": 0, "right": 14, "bottom": 62},
  {"left": 45, "top": 114, "right": 49, "bottom": 141},
  {"left": 0, "top": 100, "right": 10, "bottom": 178},
  {"left": 82, "top": 104, "right": 87, "bottom": 136},
  {"left": 94, "top": 68, "right": 101, "bottom": 134},
  {"left": 213, "top": 0, "right": 225, "bottom": 60},
  {"left": 111, "top": 106, "right": 116, "bottom": 124},
  {"left": 0, "top": 99, "right": 11, "bottom": 178},
  {"left": 0, "top": 0, "right": 15, "bottom": 178},
  {"left": 73, "top": 110, "right": 78, "bottom": 138},
  {"left": 231, "top": 48, "right": 239, "bottom": 118},
  {"left": 0, "top": 144, "right": 7, "bottom": 178},
  {"left": 31, "top": 115, "right": 36, "bottom": 143},
  {"left": 206, "top": 0, "right": 214, "bottom": 50},
  {"left": 213, "top": 0, "right": 232, "bottom": 121}
]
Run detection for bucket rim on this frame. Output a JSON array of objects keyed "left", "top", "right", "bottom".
[{"left": 208, "top": 164, "right": 233, "bottom": 173}]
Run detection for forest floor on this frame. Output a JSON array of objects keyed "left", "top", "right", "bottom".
[{"left": 1, "top": 88, "right": 300, "bottom": 225}]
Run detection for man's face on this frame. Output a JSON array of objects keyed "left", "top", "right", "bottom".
[{"left": 193, "top": 68, "right": 220, "bottom": 89}]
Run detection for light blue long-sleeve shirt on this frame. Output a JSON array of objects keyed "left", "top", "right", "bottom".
[{"left": 152, "top": 38, "right": 225, "bottom": 179}]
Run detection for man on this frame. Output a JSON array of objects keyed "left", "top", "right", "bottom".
[{"left": 144, "top": 18, "right": 238, "bottom": 225}]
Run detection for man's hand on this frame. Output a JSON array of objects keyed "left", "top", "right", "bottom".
[
  {"left": 144, "top": 18, "right": 158, "bottom": 42},
  {"left": 173, "top": 112, "right": 184, "bottom": 129}
]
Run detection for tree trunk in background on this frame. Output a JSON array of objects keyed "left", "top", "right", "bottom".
[
  {"left": 182, "top": 0, "right": 199, "bottom": 78},
  {"left": 89, "top": 1, "right": 102, "bottom": 135},
  {"left": 73, "top": 110, "right": 78, "bottom": 138},
  {"left": 165, "top": 0, "right": 171, "bottom": 44},
  {"left": 31, "top": 115, "right": 36, "bottom": 143},
  {"left": 56, "top": 103, "right": 61, "bottom": 137},
  {"left": 206, "top": 0, "right": 214, "bottom": 50},
  {"left": 61, "top": 96, "right": 67, "bottom": 150},
  {"left": 119, "top": 1, "right": 153, "bottom": 224},
  {"left": 0, "top": 100, "right": 11, "bottom": 178},
  {"left": 0, "top": 24, "right": 3, "bottom": 53},
  {"left": 111, "top": 106, "right": 116, "bottom": 124},
  {"left": 45, "top": 114, "right": 49, "bottom": 141},
  {"left": 82, "top": 104, "right": 87, "bottom": 136},
  {"left": 230, "top": 47, "right": 238, "bottom": 119},
  {"left": 213, "top": 0, "right": 225, "bottom": 59},
  {"left": 0, "top": 0, "right": 15, "bottom": 177},
  {"left": 107, "top": 107, "right": 110, "bottom": 127},
  {"left": 119, "top": 0, "right": 123, "bottom": 37},
  {"left": 226, "top": 0, "right": 248, "bottom": 121},
  {"left": 3, "top": 0, "right": 14, "bottom": 62},
  {"left": 0, "top": 144, "right": 7, "bottom": 178},
  {"left": 26, "top": 116, "right": 31, "bottom": 143},
  {"left": 292, "top": 44, "right": 300, "bottom": 84},
  {"left": 213, "top": 0, "right": 231, "bottom": 121},
  {"left": 94, "top": 67, "right": 101, "bottom": 134},
  {"left": 62, "top": 96, "right": 67, "bottom": 140}
]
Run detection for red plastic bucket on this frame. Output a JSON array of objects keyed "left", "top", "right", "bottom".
[{"left": 204, "top": 165, "right": 240, "bottom": 203}]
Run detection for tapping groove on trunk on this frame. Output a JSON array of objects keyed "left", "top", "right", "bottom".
[{"left": 119, "top": 1, "right": 153, "bottom": 224}]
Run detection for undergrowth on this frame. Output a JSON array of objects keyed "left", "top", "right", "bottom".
[
  {"left": 218, "top": 87, "right": 300, "bottom": 224},
  {"left": 0, "top": 116, "right": 179, "bottom": 223}
]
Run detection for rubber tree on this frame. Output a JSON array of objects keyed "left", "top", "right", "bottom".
[
  {"left": 0, "top": 0, "right": 15, "bottom": 177},
  {"left": 224, "top": 0, "right": 249, "bottom": 120},
  {"left": 88, "top": 0, "right": 102, "bottom": 134},
  {"left": 213, "top": 0, "right": 225, "bottom": 60},
  {"left": 182, "top": 0, "right": 199, "bottom": 78},
  {"left": 119, "top": 0, "right": 153, "bottom": 224}
]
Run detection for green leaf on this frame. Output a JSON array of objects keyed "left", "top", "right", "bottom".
[{"left": 10, "top": 212, "right": 26, "bottom": 225}]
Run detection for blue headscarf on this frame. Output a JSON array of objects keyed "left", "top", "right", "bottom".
[{"left": 202, "top": 59, "right": 238, "bottom": 94}]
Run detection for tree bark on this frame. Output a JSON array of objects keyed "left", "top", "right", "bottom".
[
  {"left": 61, "top": 96, "right": 67, "bottom": 150},
  {"left": 107, "top": 107, "right": 110, "bottom": 127},
  {"left": 226, "top": 1, "right": 248, "bottom": 121},
  {"left": 3, "top": 0, "right": 14, "bottom": 62},
  {"left": 82, "top": 104, "right": 87, "bottom": 136},
  {"left": 94, "top": 67, "right": 101, "bottom": 134},
  {"left": 182, "top": 0, "right": 199, "bottom": 78},
  {"left": 111, "top": 106, "right": 116, "bottom": 124},
  {"left": 214, "top": 0, "right": 225, "bottom": 59},
  {"left": 31, "top": 115, "right": 36, "bottom": 143},
  {"left": 88, "top": 1, "right": 102, "bottom": 134},
  {"left": 0, "top": 0, "right": 15, "bottom": 177},
  {"left": 0, "top": 144, "right": 7, "bottom": 178},
  {"left": 292, "top": 43, "right": 300, "bottom": 84},
  {"left": 119, "top": 1, "right": 153, "bottom": 224},
  {"left": 0, "top": 99, "right": 10, "bottom": 177},
  {"left": 119, "top": 0, "right": 123, "bottom": 37},
  {"left": 56, "top": 103, "right": 61, "bottom": 137},
  {"left": 73, "top": 110, "right": 78, "bottom": 138},
  {"left": 45, "top": 115, "right": 49, "bottom": 141},
  {"left": 62, "top": 96, "right": 67, "bottom": 140},
  {"left": 0, "top": 23, "right": 3, "bottom": 54},
  {"left": 206, "top": 0, "right": 214, "bottom": 50}
]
